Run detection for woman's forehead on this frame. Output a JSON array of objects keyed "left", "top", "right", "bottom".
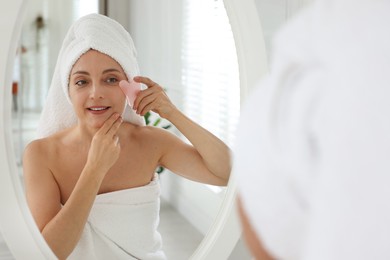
[{"left": 71, "top": 49, "right": 124, "bottom": 74}]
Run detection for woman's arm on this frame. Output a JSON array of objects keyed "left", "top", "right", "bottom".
[
  {"left": 237, "top": 196, "right": 275, "bottom": 260},
  {"left": 24, "top": 150, "right": 105, "bottom": 259},
  {"left": 24, "top": 114, "right": 122, "bottom": 259},
  {"left": 129, "top": 76, "right": 231, "bottom": 186}
]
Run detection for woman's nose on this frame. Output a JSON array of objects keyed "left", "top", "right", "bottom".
[{"left": 89, "top": 83, "right": 104, "bottom": 99}]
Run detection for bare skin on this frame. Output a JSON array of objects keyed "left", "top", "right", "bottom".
[
  {"left": 23, "top": 50, "right": 231, "bottom": 259},
  {"left": 237, "top": 196, "right": 275, "bottom": 260}
]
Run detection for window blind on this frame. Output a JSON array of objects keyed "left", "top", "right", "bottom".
[{"left": 181, "top": 0, "right": 240, "bottom": 147}]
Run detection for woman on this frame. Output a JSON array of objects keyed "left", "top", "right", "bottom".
[
  {"left": 23, "top": 14, "right": 230, "bottom": 260},
  {"left": 235, "top": 0, "right": 390, "bottom": 259}
]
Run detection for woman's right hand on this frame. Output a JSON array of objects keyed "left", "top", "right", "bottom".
[{"left": 86, "top": 113, "right": 123, "bottom": 175}]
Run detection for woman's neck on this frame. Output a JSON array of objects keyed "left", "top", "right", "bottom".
[{"left": 75, "top": 123, "right": 99, "bottom": 143}]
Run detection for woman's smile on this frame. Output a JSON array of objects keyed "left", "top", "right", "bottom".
[{"left": 87, "top": 106, "right": 112, "bottom": 115}]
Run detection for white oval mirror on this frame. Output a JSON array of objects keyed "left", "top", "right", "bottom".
[{"left": 0, "top": 0, "right": 267, "bottom": 259}]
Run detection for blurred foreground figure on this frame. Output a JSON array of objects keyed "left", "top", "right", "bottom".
[{"left": 234, "top": 0, "right": 390, "bottom": 259}]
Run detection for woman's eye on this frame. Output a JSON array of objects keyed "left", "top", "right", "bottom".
[
  {"left": 106, "top": 77, "right": 118, "bottom": 84},
  {"left": 75, "top": 80, "right": 87, "bottom": 86}
]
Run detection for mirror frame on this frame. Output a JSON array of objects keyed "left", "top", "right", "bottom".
[
  {"left": 0, "top": 0, "right": 268, "bottom": 259},
  {"left": 191, "top": 0, "right": 268, "bottom": 258},
  {"left": 0, "top": 1, "right": 57, "bottom": 259}
]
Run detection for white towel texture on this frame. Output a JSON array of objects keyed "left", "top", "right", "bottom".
[
  {"left": 0, "top": 233, "right": 13, "bottom": 260},
  {"left": 37, "top": 13, "right": 145, "bottom": 138},
  {"left": 68, "top": 173, "right": 166, "bottom": 260},
  {"left": 235, "top": 0, "right": 390, "bottom": 259}
]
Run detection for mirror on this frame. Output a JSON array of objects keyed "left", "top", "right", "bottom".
[
  {"left": 254, "top": 0, "right": 313, "bottom": 61},
  {"left": 0, "top": 0, "right": 267, "bottom": 259}
]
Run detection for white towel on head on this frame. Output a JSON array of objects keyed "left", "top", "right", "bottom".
[
  {"left": 236, "top": 1, "right": 390, "bottom": 259},
  {"left": 37, "top": 13, "right": 145, "bottom": 138}
]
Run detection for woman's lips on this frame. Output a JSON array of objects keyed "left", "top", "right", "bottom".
[{"left": 86, "top": 106, "right": 111, "bottom": 114}]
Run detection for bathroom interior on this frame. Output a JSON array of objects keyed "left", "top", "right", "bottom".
[{"left": 0, "top": 0, "right": 310, "bottom": 259}]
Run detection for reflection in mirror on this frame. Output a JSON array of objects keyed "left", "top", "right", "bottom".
[{"left": 11, "top": 0, "right": 239, "bottom": 259}]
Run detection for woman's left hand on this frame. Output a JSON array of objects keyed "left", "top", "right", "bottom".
[{"left": 131, "top": 76, "right": 176, "bottom": 119}]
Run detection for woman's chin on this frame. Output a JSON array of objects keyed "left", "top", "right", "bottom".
[
  {"left": 82, "top": 111, "right": 121, "bottom": 129},
  {"left": 87, "top": 118, "right": 107, "bottom": 129}
]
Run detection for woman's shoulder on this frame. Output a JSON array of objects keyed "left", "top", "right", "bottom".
[
  {"left": 126, "top": 123, "right": 174, "bottom": 140},
  {"left": 23, "top": 139, "right": 51, "bottom": 169},
  {"left": 24, "top": 138, "right": 52, "bottom": 160},
  {"left": 24, "top": 128, "right": 72, "bottom": 158},
  {"left": 121, "top": 123, "right": 178, "bottom": 149}
]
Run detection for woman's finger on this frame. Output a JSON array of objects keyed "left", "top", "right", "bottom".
[
  {"left": 106, "top": 116, "right": 123, "bottom": 137},
  {"left": 133, "top": 83, "right": 164, "bottom": 110},
  {"left": 133, "top": 76, "right": 157, "bottom": 88},
  {"left": 133, "top": 87, "right": 155, "bottom": 110},
  {"left": 139, "top": 102, "right": 156, "bottom": 116},
  {"left": 96, "top": 113, "right": 120, "bottom": 135},
  {"left": 136, "top": 93, "right": 158, "bottom": 115},
  {"left": 113, "top": 135, "right": 120, "bottom": 146}
]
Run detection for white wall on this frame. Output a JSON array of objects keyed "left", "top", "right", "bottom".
[{"left": 125, "top": 0, "right": 184, "bottom": 109}]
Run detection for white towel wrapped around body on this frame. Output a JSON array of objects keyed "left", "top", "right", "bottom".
[
  {"left": 68, "top": 173, "right": 166, "bottom": 260},
  {"left": 37, "top": 13, "right": 145, "bottom": 138}
]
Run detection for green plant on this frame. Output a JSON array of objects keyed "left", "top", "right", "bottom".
[
  {"left": 144, "top": 111, "right": 172, "bottom": 173},
  {"left": 144, "top": 111, "right": 172, "bottom": 130}
]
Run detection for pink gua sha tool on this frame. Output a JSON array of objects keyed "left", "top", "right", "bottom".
[{"left": 119, "top": 80, "right": 141, "bottom": 108}]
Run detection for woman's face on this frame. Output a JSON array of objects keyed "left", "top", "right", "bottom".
[{"left": 69, "top": 50, "right": 127, "bottom": 129}]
